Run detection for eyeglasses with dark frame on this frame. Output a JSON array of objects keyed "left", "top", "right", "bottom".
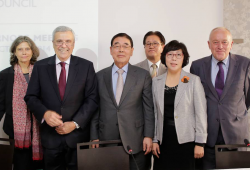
[{"left": 145, "top": 42, "right": 161, "bottom": 48}]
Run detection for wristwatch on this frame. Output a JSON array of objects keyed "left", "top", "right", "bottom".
[{"left": 73, "top": 121, "right": 80, "bottom": 129}]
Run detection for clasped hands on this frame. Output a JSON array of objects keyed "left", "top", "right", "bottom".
[{"left": 43, "top": 110, "right": 76, "bottom": 135}]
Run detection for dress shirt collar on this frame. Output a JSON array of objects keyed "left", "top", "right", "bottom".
[
  {"left": 147, "top": 59, "right": 161, "bottom": 69},
  {"left": 56, "top": 55, "right": 71, "bottom": 65},
  {"left": 211, "top": 55, "right": 229, "bottom": 69},
  {"left": 112, "top": 63, "right": 129, "bottom": 75}
]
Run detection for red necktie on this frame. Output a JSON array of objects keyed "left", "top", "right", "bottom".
[{"left": 59, "top": 62, "right": 66, "bottom": 101}]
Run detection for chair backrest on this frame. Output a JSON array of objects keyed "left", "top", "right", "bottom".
[
  {"left": 215, "top": 144, "right": 250, "bottom": 169},
  {"left": 0, "top": 138, "right": 14, "bottom": 170},
  {"left": 77, "top": 140, "right": 129, "bottom": 170}
]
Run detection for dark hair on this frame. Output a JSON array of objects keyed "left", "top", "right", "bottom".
[
  {"left": 143, "top": 31, "right": 165, "bottom": 45},
  {"left": 111, "top": 33, "right": 133, "bottom": 47},
  {"left": 161, "top": 40, "right": 190, "bottom": 68},
  {"left": 10, "top": 36, "right": 39, "bottom": 66}
]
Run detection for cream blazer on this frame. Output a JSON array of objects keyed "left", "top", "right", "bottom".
[{"left": 152, "top": 69, "right": 207, "bottom": 144}]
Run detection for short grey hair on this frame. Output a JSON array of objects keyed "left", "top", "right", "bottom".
[
  {"left": 52, "top": 26, "right": 75, "bottom": 41},
  {"left": 209, "top": 27, "right": 232, "bottom": 42}
]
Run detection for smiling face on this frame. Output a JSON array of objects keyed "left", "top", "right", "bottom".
[
  {"left": 144, "top": 35, "right": 164, "bottom": 62},
  {"left": 53, "top": 31, "right": 75, "bottom": 61},
  {"left": 165, "top": 49, "right": 184, "bottom": 73},
  {"left": 208, "top": 28, "right": 233, "bottom": 61},
  {"left": 15, "top": 42, "right": 33, "bottom": 65},
  {"left": 110, "top": 36, "right": 134, "bottom": 68}
]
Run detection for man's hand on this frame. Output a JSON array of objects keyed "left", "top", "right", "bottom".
[
  {"left": 194, "top": 145, "right": 204, "bottom": 159},
  {"left": 91, "top": 139, "right": 100, "bottom": 148},
  {"left": 152, "top": 143, "right": 160, "bottom": 158},
  {"left": 143, "top": 137, "right": 152, "bottom": 155},
  {"left": 55, "top": 121, "right": 76, "bottom": 135},
  {"left": 44, "top": 110, "right": 63, "bottom": 127}
]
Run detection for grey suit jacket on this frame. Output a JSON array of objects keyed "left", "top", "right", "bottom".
[
  {"left": 135, "top": 59, "right": 167, "bottom": 76},
  {"left": 91, "top": 63, "right": 155, "bottom": 154},
  {"left": 153, "top": 70, "right": 207, "bottom": 145},
  {"left": 190, "top": 53, "right": 250, "bottom": 147}
]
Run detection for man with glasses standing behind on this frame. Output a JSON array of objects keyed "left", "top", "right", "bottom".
[
  {"left": 135, "top": 31, "right": 167, "bottom": 78},
  {"left": 91, "top": 33, "right": 154, "bottom": 170},
  {"left": 25, "top": 26, "right": 99, "bottom": 170}
]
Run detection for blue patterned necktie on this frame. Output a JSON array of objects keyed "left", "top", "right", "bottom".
[{"left": 215, "top": 62, "right": 224, "bottom": 98}]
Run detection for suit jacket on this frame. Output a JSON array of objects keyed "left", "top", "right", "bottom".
[
  {"left": 190, "top": 53, "right": 250, "bottom": 147},
  {"left": 90, "top": 63, "right": 155, "bottom": 154},
  {"left": 25, "top": 55, "right": 99, "bottom": 149},
  {"left": 0, "top": 66, "right": 15, "bottom": 138},
  {"left": 153, "top": 70, "right": 207, "bottom": 145},
  {"left": 135, "top": 59, "right": 167, "bottom": 76}
]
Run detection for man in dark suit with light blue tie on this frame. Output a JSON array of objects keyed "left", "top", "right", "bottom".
[
  {"left": 190, "top": 27, "right": 250, "bottom": 169},
  {"left": 91, "top": 33, "right": 154, "bottom": 170}
]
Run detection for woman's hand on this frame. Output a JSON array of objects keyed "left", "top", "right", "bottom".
[
  {"left": 194, "top": 145, "right": 204, "bottom": 159},
  {"left": 152, "top": 143, "right": 160, "bottom": 158}
]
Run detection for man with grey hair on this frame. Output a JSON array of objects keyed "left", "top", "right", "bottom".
[
  {"left": 190, "top": 27, "right": 250, "bottom": 169},
  {"left": 25, "top": 26, "right": 99, "bottom": 170}
]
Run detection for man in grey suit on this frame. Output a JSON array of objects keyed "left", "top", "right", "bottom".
[
  {"left": 190, "top": 27, "right": 250, "bottom": 169},
  {"left": 91, "top": 33, "right": 155, "bottom": 170},
  {"left": 135, "top": 31, "right": 167, "bottom": 78}
]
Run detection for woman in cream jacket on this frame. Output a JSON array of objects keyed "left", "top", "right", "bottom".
[{"left": 152, "top": 40, "right": 207, "bottom": 170}]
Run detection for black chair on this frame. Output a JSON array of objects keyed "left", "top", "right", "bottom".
[
  {"left": 77, "top": 140, "right": 129, "bottom": 170},
  {"left": 0, "top": 138, "right": 14, "bottom": 170},
  {"left": 215, "top": 144, "right": 250, "bottom": 169}
]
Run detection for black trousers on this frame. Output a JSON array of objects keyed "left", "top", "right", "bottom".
[
  {"left": 13, "top": 147, "right": 43, "bottom": 170},
  {"left": 129, "top": 151, "right": 152, "bottom": 170},
  {"left": 202, "top": 125, "right": 225, "bottom": 169},
  {"left": 43, "top": 137, "right": 84, "bottom": 170}
]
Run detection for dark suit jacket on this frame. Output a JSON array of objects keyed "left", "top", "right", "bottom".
[
  {"left": 91, "top": 63, "right": 155, "bottom": 154},
  {"left": 25, "top": 55, "right": 99, "bottom": 149},
  {"left": 0, "top": 66, "right": 15, "bottom": 138},
  {"left": 190, "top": 53, "right": 250, "bottom": 147}
]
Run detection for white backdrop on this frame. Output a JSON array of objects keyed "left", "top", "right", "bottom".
[{"left": 0, "top": 0, "right": 223, "bottom": 138}]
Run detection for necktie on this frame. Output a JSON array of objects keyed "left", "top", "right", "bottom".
[
  {"left": 151, "top": 64, "right": 157, "bottom": 78},
  {"left": 116, "top": 69, "right": 124, "bottom": 105},
  {"left": 59, "top": 62, "right": 66, "bottom": 101},
  {"left": 215, "top": 62, "right": 224, "bottom": 98}
]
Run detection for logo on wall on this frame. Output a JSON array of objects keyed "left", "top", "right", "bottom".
[{"left": 0, "top": 0, "right": 37, "bottom": 7}]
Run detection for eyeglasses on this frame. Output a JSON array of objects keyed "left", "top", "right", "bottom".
[
  {"left": 166, "top": 53, "right": 183, "bottom": 59},
  {"left": 145, "top": 42, "right": 161, "bottom": 48},
  {"left": 54, "top": 40, "right": 74, "bottom": 46},
  {"left": 112, "top": 44, "right": 131, "bottom": 50}
]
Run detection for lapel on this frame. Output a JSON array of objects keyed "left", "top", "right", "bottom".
[
  {"left": 47, "top": 55, "right": 61, "bottom": 102},
  {"left": 175, "top": 70, "right": 189, "bottom": 109},
  {"left": 103, "top": 65, "right": 118, "bottom": 108},
  {"left": 220, "top": 53, "right": 239, "bottom": 101},
  {"left": 62, "top": 55, "right": 79, "bottom": 103},
  {"left": 155, "top": 73, "right": 167, "bottom": 116},
  {"left": 119, "top": 64, "right": 137, "bottom": 106},
  {"left": 202, "top": 55, "right": 219, "bottom": 100},
  {"left": 158, "top": 63, "right": 167, "bottom": 75},
  {"left": 141, "top": 59, "right": 150, "bottom": 71}
]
